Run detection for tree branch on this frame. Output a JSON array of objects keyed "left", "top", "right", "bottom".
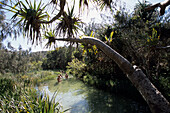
[
  {"left": 156, "top": 45, "right": 170, "bottom": 49},
  {"left": 55, "top": 37, "right": 170, "bottom": 113},
  {"left": 55, "top": 37, "right": 135, "bottom": 75},
  {"left": 38, "top": 0, "right": 66, "bottom": 24},
  {"left": 145, "top": 0, "right": 170, "bottom": 15},
  {"left": 156, "top": 45, "right": 170, "bottom": 52}
]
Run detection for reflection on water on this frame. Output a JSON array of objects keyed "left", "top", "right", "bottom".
[{"left": 37, "top": 78, "right": 151, "bottom": 113}]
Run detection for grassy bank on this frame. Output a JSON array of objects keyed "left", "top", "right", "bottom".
[{"left": 0, "top": 70, "right": 67, "bottom": 113}]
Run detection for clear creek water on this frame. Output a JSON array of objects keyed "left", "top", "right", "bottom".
[{"left": 37, "top": 78, "right": 151, "bottom": 113}]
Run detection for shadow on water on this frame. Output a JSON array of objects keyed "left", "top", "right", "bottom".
[
  {"left": 78, "top": 90, "right": 151, "bottom": 113},
  {"left": 38, "top": 78, "right": 151, "bottom": 113}
]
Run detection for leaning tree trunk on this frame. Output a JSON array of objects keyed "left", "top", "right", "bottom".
[{"left": 56, "top": 37, "right": 170, "bottom": 113}]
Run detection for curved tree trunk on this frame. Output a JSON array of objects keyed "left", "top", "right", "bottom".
[{"left": 56, "top": 37, "right": 170, "bottom": 113}]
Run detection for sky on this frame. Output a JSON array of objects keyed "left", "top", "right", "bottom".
[{"left": 2, "top": 0, "right": 165, "bottom": 52}]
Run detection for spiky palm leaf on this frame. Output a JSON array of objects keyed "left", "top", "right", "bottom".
[
  {"left": 134, "top": 1, "right": 154, "bottom": 22},
  {"left": 56, "top": 2, "right": 83, "bottom": 38},
  {"left": 79, "top": 0, "right": 88, "bottom": 8},
  {"left": 79, "top": 0, "right": 112, "bottom": 9},
  {"left": 0, "top": 0, "right": 49, "bottom": 44},
  {"left": 43, "top": 29, "right": 56, "bottom": 48},
  {"left": 93, "top": 0, "right": 112, "bottom": 9},
  {"left": 50, "top": 0, "right": 58, "bottom": 4}
]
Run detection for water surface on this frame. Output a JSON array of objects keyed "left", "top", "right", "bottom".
[{"left": 38, "top": 78, "right": 151, "bottom": 113}]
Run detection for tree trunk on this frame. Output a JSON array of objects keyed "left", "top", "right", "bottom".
[
  {"left": 145, "top": 0, "right": 170, "bottom": 16},
  {"left": 56, "top": 37, "right": 170, "bottom": 113}
]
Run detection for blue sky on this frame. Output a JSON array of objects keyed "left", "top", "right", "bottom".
[{"left": 2, "top": 0, "right": 164, "bottom": 52}]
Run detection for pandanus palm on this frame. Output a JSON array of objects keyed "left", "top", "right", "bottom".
[
  {"left": 56, "top": 1, "right": 83, "bottom": 38},
  {"left": 79, "top": 0, "right": 112, "bottom": 9},
  {"left": 43, "top": 29, "right": 56, "bottom": 48},
  {"left": 1, "top": 0, "right": 170, "bottom": 112},
  {"left": 0, "top": 0, "right": 49, "bottom": 44}
]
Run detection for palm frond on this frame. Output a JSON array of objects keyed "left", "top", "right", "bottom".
[
  {"left": 56, "top": 3, "right": 83, "bottom": 38},
  {"left": 1, "top": 0, "right": 49, "bottom": 45},
  {"left": 92, "top": 0, "right": 112, "bottom": 10},
  {"left": 79, "top": 0, "right": 88, "bottom": 8},
  {"left": 0, "top": 1, "right": 19, "bottom": 11},
  {"left": 44, "top": 29, "right": 57, "bottom": 48}
]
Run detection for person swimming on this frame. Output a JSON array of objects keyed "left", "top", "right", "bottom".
[
  {"left": 57, "top": 74, "right": 62, "bottom": 82},
  {"left": 65, "top": 73, "right": 68, "bottom": 79}
]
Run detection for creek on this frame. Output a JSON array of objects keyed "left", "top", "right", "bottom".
[{"left": 37, "top": 78, "right": 151, "bottom": 113}]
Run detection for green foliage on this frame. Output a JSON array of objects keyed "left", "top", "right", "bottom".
[
  {"left": 66, "top": 58, "right": 87, "bottom": 78},
  {"left": 0, "top": 72, "right": 66, "bottom": 113},
  {"left": 25, "top": 70, "right": 59, "bottom": 85},
  {"left": 152, "top": 68, "right": 170, "bottom": 100},
  {"left": 0, "top": 0, "right": 14, "bottom": 44},
  {"left": 44, "top": 29, "right": 57, "bottom": 48},
  {"left": 0, "top": 87, "right": 64, "bottom": 113},
  {"left": 77, "top": 0, "right": 170, "bottom": 101},
  {"left": 37, "top": 74, "right": 57, "bottom": 83},
  {"left": 56, "top": 2, "right": 83, "bottom": 38},
  {"left": 22, "top": 89, "right": 63, "bottom": 113},
  {"left": 0, "top": 46, "right": 47, "bottom": 74},
  {"left": 0, "top": 0, "right": 169, "bottom": 106},
  {"left": 42, "top": 47, "right": 73, "bottom": 70},
  {"left": 145, "top": 28, "right": 160, "bottom": 47},
  {"left": 0, "top": 0, "right": 49, "bottom": 44},
  {"left": 0, "top": 49, "right": 30, "bottom": 74},
  {"left": 83, "top": 73, "right": 97, "bottom": 85},
  {"left": 134, "top": 0, "right": 156, "bottom": 22},
  {"left": 0, "top": 47, "right": 46, "bottom": 74},
  {"left": 0, "top": 78, "right": 15, "bottom": 96},
  {"left": 29, "top": 61, "right": 43, "bottom": 71}
]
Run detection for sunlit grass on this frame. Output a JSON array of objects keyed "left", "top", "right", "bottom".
[{"left": 0, "top": 70, "right": 67, "bottom": 113}]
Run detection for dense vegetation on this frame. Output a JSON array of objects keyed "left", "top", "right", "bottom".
[
  {"left": 0, "top": 0, "right": 169, "bottom": 112},
  {"left": 0, "top": 71, "right": 67, "bottom": 113}
]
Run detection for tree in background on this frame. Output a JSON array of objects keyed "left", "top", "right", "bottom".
[
  {"left": 0, "top": 44, "right": 30, "bottom": 74},
  {"left": 42, "top": 46, "right": 73, "bottom": 70},
  {"left": 0, "top": 0, "right": 8, "bottom": 48}
]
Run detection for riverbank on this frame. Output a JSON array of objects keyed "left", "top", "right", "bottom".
[
  {"left": 0, "top": 71, "right": 66, "bottom": 113},
  {"left": 37, "top": 77, "right": 151, "bottom": 113},
  {"left": 0, "top": 70, "right": 152, "bottom": 113}
]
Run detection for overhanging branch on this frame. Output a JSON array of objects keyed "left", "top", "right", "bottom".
[
  {"left": 55, "top": 37, "right": 134, "bottom": 75},
  {"left": 145, "top": 0, "right": 170, "bottom": 15},
  {"left": 54, "top": 37, "right": 170, "bottom": 112}
]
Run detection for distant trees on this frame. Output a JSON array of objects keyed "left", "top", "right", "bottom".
[
  {"left": 42, "top": 46, "right": 73, "bottom": 70},
  {"left": 0, "top": 48, "right": 30, "bottom": 74},
  {"left": 0, "top": 0, "right": 8, "bottom": 47},
  {"left": 0, "top": 44, "right": 47, "bottom": 74},
  {"left": 0, "top": 0, "right": 20, "bottom": 48}
]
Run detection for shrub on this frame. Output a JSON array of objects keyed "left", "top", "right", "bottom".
[
  {"left": 66, "top": 58, "right": 87, "bottom": 78},
  {"left": 0, "top": 78, "right": 15, "bottom": 96}
]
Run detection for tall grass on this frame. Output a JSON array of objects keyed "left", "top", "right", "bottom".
[{"left": 0, "top": 71, "right": 67, "bottom": 113}]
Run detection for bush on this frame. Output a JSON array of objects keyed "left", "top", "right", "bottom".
[
  {"left": 0, "top": 73, "right": 65, "bottom": 113},
  {"left": 66, "top": 58, "right": 87, "bottom": 78},
  {"left": 0, "top": 78, "right": 15, "bottom": 96}
]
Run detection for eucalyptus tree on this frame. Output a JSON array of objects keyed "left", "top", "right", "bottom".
[{"left": 1, "top": 0, "right": 170, "bottom": 112}]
